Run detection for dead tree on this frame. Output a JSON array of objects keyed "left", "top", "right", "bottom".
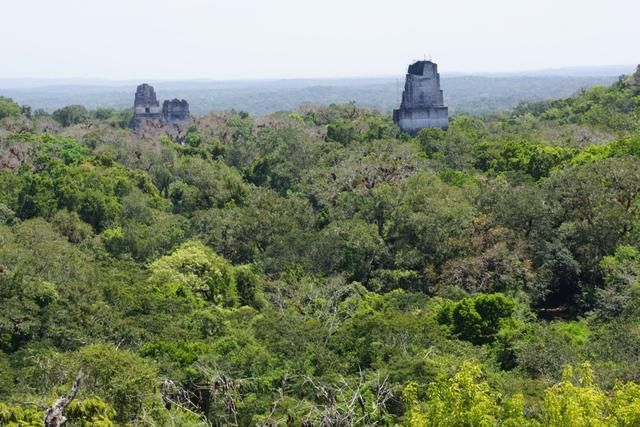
[{"left": 44, "top": 371, "right": 83, "bottom": 427}]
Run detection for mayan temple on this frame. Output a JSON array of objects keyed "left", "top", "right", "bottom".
[
  {"left": 130, "top": 83, "right": 161, "bottom": 129},
  {"left": 393, "top": 60, "right": 448, "bottom": 134},
  {"left": 130, "top": 83, "right": 190, "bottom": 130},
  {"left": 162, "top": 99, "right": 190, "bottom": 124}
]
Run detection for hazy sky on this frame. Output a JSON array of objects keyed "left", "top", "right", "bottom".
[{"left": 1, "top": 0, "right": 637, "bottom": 80}]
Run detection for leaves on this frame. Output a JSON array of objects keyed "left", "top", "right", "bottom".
[{"left": 1, "top": 70, "right": 640, "bottom": 425}]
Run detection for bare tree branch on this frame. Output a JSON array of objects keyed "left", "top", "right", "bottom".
[{"left": 44, "top": 370, "right": 83, "bottom": 427}]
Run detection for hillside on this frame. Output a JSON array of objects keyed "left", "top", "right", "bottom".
[{"left": 0, "top": 65, "right": 639, "bottom": 425}]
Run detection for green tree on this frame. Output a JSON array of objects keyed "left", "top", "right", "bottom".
[
  {"left": 404, "top": 361, "right": 530, "bottom": 427},
  {"left": 545, "top": 157, "right": 640, "bottom": 296},
  {"left": 383, "top": 173, "right": 475, "bottom": 273},
  {"left": 52, "top": 104, "right": 89, "bottom": 126},
  {"left": 149, "top": 241, "right": 239, "bottom": 306},
  {"left": 0, "top": 97, "right": 21, "bottom": 120},
  {"left": 438, "top": 293, "right": 516, "bottom": 345},
  {"left": 66, "top": 396, "right": 117, "bottom": 426},
  {"left": 594, "top": 245, "right": 640, "bottom": 318},
  {"left": 543, "top": 363, "right": 609, "bottom": 427},
  {"left": 78, "top": 344, "right": 158, "bottom": 423}
]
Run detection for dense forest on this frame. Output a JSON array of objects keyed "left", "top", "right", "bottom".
[{"left": 0, "top": 65, "right": 639, "bottom": 426}]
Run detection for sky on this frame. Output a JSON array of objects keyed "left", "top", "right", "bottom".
[{"left": 1, "top": 0, "right": 638, "bottom": 80}]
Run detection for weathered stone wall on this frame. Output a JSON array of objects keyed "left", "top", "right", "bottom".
[
  {"left": 162, "top": 99, "right": 190, "bottom": 124},
  {"left": 400, "top": 63, "right": 444, "bottom": 108},
  {"left": 394, "top": 60, "right": 448, "bottom": 134},
  {"left": 393, "top": 106, "right": 449, "bottom": 134},
  {"left": 131, "top": 83, "right": 161, "bottom": 129},
  {"left": 131, "top": 85, "right": 191, "bottom": 129}
]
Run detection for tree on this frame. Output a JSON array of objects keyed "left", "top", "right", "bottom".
[
  {"left": 234, "top": 265, "right": 259, "bottom": 308},
  {"left": 594, "top": 245, "right": 640, "bottom": 319},
  {"left": 383, "top": 173, "right": 475, "bottom": 273},
  {"left": 543, "top": 363, "right": 609, "bottom": 427},
  {"left": 0, "top": 97, "right": 21, "bottom": 120},
  {"left": 44, "top": 371, "right": 82, "bottom": 427},
  {"left": 149, "top": 241, "right": 239, "bottom": 306},
  {"left": 318, "top": 218, "right": 388, "bottom": 282},
  {"left": 65, "top": 396, "right": 116, "bottom": 426},
  {"left": 170, "top": 156, "right": 246, "bottom": 212},
  {"left": 52, "top": 105, "right": 89, "bottom": 127},
  {"left": 404, "top": 361, "right": 529, "bottom": 426},
  {"left": 77, "top": 344, "right": 158, "bottom": 423},
  {"left": 0, "top": 404, "right": 42, "bottom": 426},
  {"left": 478, "top": 179, "right": 560, "bottom": 241},
  {"left": 438, "top": 293, "right": 516, "bottom": 345},
  {"left": 545, "top": 157, "right": 640, "bottom": 293}
]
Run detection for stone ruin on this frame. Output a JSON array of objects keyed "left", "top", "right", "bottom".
[
  {"left": 131, "top": 83, "right": 160, "bottom": 129},
  {"left": 393, "top": 60, "right": 448, "bottom": 134},
  {"left": 130, "top": 83, "right": 190, "bottom": 129},
  {"left": 162, "top": 99, "right": 190, "bottom": 124}
]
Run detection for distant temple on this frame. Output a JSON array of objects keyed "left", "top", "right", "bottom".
[
  {"left": 393, "top": 60, "right": 448, "bottom": 134},
  {"left": 162, "top": 99, "right": 190, "bottom": 124},
  {"left": 131, "top": 83, "right": 161, "bottom": 128},
  {"left": 130, "top": 83, "right": 189, "bottom": 129}
]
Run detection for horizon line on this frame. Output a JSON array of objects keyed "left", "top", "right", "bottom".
[{"left": 0, "top": 63, "right": 635, "bottom": 85}]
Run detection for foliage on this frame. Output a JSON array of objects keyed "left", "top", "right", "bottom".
[
  {"left": 77, "top": 343, "right": 158, "bottom": 423},
  {"left": 438, "top": 294, "right": 516, "bottom": 345},
  {"left": 149, "top": 241, "right": 239, "bottom": 306},
  {"left": 0, "top": 97, "right": 21, "bottom": 120},
  {"left": 52, "top": 104, "right": 89, "bottom": 127},
  {"left": 0, "top": 403, "right": 42, "bottom": 427},
  {"left": 66, "top": 396, "right": 116, "bottom": 426},
  {"left": 1, "top": 67, "right": 640, "bottom": 425},
  {"left": 404, "top": 361, "right": 530, "bottom": 427}
]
